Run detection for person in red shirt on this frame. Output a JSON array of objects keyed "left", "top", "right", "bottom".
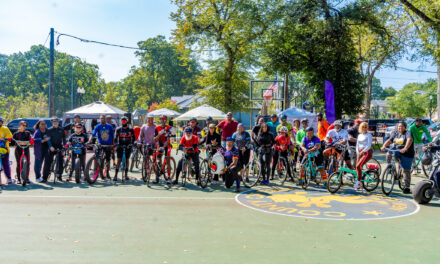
[
  {"left": 173, "top": 127, "right": 200, "bottom": 185},
  {"left": 271, "top": 126, "right": 293, "bottom": 182},
  {"left": 153, "top": 115, "right": 173, "bottom": 184},
  {"left": 217, "top": 112, "right": 239, "bottom": 148}
]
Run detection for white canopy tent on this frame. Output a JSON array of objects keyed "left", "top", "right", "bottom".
[
  {"left": 174, "top": 104, "right": 226, "bottom": 121},
  {"left": 148, "top": 108, "right": 181, "bottom": 118},
  {"left": 63, "top": 101, "right": 126, "bottom": 130},
  {"left": 278, "top": 107, "right": 318, "bottom": 129}
]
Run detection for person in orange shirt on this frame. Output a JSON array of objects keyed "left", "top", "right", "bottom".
[{"left": 317, "top": 113, "right": 329, "bottom": 142}]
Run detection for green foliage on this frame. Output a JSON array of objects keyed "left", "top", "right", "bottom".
[
  {"left": 388, "top": 78, "right": 437, "bottom": 117},
  {"left": 371, "top": 78, "right": 397, "bottom": 100},
  {"left": 156, "top": 99, "right": 180, "bottom": 112},
  {"left": 0, "top": 93, "right": 48, "bottom": 120}
]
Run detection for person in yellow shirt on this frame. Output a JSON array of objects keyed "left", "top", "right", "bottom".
[{"left": 0, "top": 117, "right": 14, "bottom": 184}]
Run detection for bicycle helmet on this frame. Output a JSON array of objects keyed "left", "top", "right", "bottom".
[
  {"left": 306, "top": 127, "right": 314, "bottom": 132},
  {"left": 160, "top": 115, "right": 168, "bottom": 120},
  {"left": 281, "top": 114, "right": 287, "bottom": 120},
  {"left": 74, "top": 114, "right": 81, "bottom": 118},
  {"left": 301, "top": 118, "right": 309, "bottom": 123},
  {"left": 226, "top": 137, "right": 235, "bottom": 142},
  {"left": 279, "top": 126, "right": 288, "bottom": 133},
  {"left": 184, "top": 127, "right": 192, "bottom": 133},
  {"left": 121, "top": 116, "right": 128, "bottom": 121},
  {"left": 50, "top": 116, "right": 59, "bottom": 122},
  {"left": 334, "top": 120, "right": 343, "bottom": 127},
  {"left": 271, "top": 114, "right": 277, "bottom": 118}
]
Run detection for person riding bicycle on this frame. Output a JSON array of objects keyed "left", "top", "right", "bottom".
[
  {"left": 173, "top": 127, "right": 200, "bottom": 185},
  {"left": 42, "top": 117, "right": 66, "bottom": 182},
  {"left": 232, "top": 123, "right": 251, "bottom": 182},
  {"left": 66, "top": 123, "right": 88, "bottom": 182},
  {"left": 324, "top": 120, "right": 353, "bottom": 171},
  {"left": 300, "top": 127, "right": 327, "bottom": 184},
  {"left": 154, "top": 115, "right": 173, "bottom": 184},
  {"left": 271, "top": 126, "right": 294, "bottom": 182},
  {"left": 354, "top": 121, "right": 373, "bottom": 190},
  {"left": 276, "top": 115, "right": 296, "bottom": 153},
  {"left": 114, "top": 116, "right": 135, "bottom": 182},
  {"left": 410, "top": 117, "right": 432, "bottom": 174},
  {"left": 381, "top": 121, "right": 414, "bottom": 194},
  {"left": 13, "top": 121, "right": 31, "bottom": 184},
  {"left": 0, "top": 116, "right": 13, "bottom": 184},
  {"left": 255, "top": 122, "right": 275, "bottom": 185},
  {"left": 200, "top": 123, "right": 222, "bottom": 184},
  {"left": 89, "top": 114, "right": 115, "bottom": 180},
  {"left": 219, "top": 137, "right": 242, "bottom": 192}
]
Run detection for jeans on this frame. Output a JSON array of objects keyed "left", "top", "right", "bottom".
[
  {"left": 34, "top": 157, "right": 43, "bottom": 180},
  {"left": 1, "top": 152, "right": 11, "bottom": 179}
]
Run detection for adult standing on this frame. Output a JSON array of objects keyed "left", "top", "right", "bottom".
[
  {"left": 232, "top": 124, "right": 251, "bottom": 181},
  {"left": 267, "top": 114, "right": 280, "bottom": 136},
  {"left": 42, "top": 117, "right": 66, "bottom": 182},
  {"left": 251, "top": 117, "right": 265, "bottom": 143},
  {"left": 355, "top": 122, "right": 372, "bottom": 190},
  {"left": 113, "top": 116, "right": 135, "bottom": 182},
  {"left": 381, "top": 121, "right": 414, "bottom": 194},
  {"left": 90, "top": 114, "right": 115, "bottom": 180},
  {"left": 189, "top": 117, "right": 202, "bottom": 139},
  {"left": 409, "top": 117, "right": 432, "bottom": 172},
  {"left": 295, "top": 119, "right": 309, "bottom": 147},
  {"left": 0, "top": 116, "right": 13, "bottom": 184},
  {"left": 200, "top": 123, "right": 222, "bottom": 184},
  {"left": 217, "top": 112, "right": 239, "bottom": 148},
  {"left": 33, "top": 120, "right": 50, "bottom": 182},
  {"left": 255, "top": 123, "right": 275, "bottom": 185},
  {"left": 316, "top": 113, "right": 329, "bottom": 142}
]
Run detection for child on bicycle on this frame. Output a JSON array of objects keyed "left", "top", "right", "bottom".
[
  {"left": 271, "top": 126, "right": 293, "bottom": 182},
  {"left": 66, "top": 124, "right": 89, "bottom": 182},
  {"left": 173, "top": 127, "right": 200, "bottom": 185}
]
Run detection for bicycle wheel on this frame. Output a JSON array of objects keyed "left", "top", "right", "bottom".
[
  {"left": 199, "top": 160, "right": 210, "bottom": 188},
  {"left": 163, "top": 156, "right": 176, "bottom": 182},
  {"left": 363, "top": 158, "right": 382, "bottom": 176},
  {"left": 422, "top": 163, "right": 434, "bottom": 178},
  {"left": 327, "top": 156, "right": 336, "bottom": 175},
  {"left": 142, "top": 158, "right": 152, "bottom": 185},
  {"left": 362, "top": 169, "right": 379, "bottom": 192},
  {"left": 20, "top": 157, "right": 28, "bottom": 187},
  {"left": 135, "top": 151, "right": 141, "bottom": 169},
  {"left": 243, "top": 161, "right": 261, "bottom": 188},
  {"left": 130, "top": 149, "right": 138, "bottom": 172},
  {"left": 327, "top": 171, "right": 342, "bottom": 193},
  {"left": 180, "top": 161, "right": 188, "bottom": 187},
  {"left": 84, "top": 156, "right": 99, "bottom": 184},
  {"left": 381, "top": 166, "right": 396, "bottom": 196},
  {"left": 277, "top": 157, "right": 288, "bottom": 185},
  {"left": 64, "top": 156, "right": 71, "bottom": 174},
  {"left": 398, "top": 168, "right": 405, "bottom": 191},
  {"left": 74, "top": 157, "right": 81, "bottom": 184}
]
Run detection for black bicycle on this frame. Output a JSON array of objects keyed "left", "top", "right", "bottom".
[
  {"left": 85, "top": 144, "right": 113, "bottom": 184},
  {"left": 49, "top": 148, "right": 64, "bottom": 184},
  {"left": 129, "top": 144, "right": 142, "bottom": 172},
  {"left": 67, "top": 146, "right": 85, "bottom": 184}
]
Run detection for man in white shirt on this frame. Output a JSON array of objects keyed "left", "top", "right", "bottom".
[{"left": 324, "top": 120, "right": 354, "bottom": 170}]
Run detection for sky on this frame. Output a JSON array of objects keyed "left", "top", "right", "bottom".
[{"left": 0, "top": 0, "right": 437, "bottom": 90}]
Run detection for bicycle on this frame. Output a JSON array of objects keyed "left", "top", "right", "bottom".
[
  {"left": 199, "top": 144, "right": 219, "bottom": 188},
  {"left": 117, "top": 144, "right": 133, "bottom": 183},
  {"left": 67, "top": 145, "right": 85, "bottom": 184},
  {"left": 327, "top": 161, "right": 380, "bottom": 193},
  {"left": 140, "top": 143, "right": 155, "bottom": 186},
  {"left": 129, "top": 144, "right": 142, "bottom": 172},
  {"left": 273, "top": 148, "right": 295, "bottom": 185},
  {"left": 299, "top": 151, "right": 321, "bottom": 189},
  {"left": 63, "top": 147, "right": 72, "bottom": 174},
  {"left": 412, "top": 147, "right": 433, "bottom": 177},
  {"left": 176, "top": 147, "right": 198, "bottom": 187},
  {"left": 151, "top": 145, "right": 176, "bottom": 185},
  {"left": 12, "top": 139, "right": 31, "bottom": 187},
  {"left": 381, "top": 148, "right": 406, "bottom": 196},
  {"left": 325, "top": 143, "right": 346, "bottom": 175},
  {"left": 84, "top": 144, "right": 113, "bottom": 184},
  {"left": 241, "top": 144, "right": 262, "bottom": 188},
  {"left": 347, "top": 146, "right": 382, "bottom": 177},
  {"left": 48, "top": 148, "right": 64, "bottom": 184}
]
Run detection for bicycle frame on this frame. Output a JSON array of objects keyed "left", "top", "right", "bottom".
[{"left": 13, "top": 139, "right": 30, "bottom": 185}]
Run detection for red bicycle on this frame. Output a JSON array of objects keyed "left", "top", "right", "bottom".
[
  {"left": 151, "top": 145, "right": 176, "bottom": 185},
  {"left": 12, "top": 139, "right": 31, "bottom": 187}
]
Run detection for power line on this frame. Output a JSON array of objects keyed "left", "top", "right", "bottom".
[
  {"left": 383, "top": 65, "right": 437, "bottom": 74},
  {"left": 55, "top": 31, "right": 221, "bottom": 53}
]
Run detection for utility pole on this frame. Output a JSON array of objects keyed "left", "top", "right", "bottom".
[
  {"left": 284, "top": 73, "right": 289, "bottom": 110},
  {"left": 71, "top": 56, "right": 74, "bottom": 109},
  {"left": 48, "top": 28, "right": 55, "bottom": 117}
]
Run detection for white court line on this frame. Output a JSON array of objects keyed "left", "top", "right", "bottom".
[{"left": 0, "top": 195, "right": 234, "bottom": 200}]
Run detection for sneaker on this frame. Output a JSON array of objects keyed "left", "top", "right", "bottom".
[
  {"left": 172, "top": 180, "right": 178, "bottom": 185},
  {"left": 153, "top": 179, "right": 159, "bottom": 184},
  {"left": 211, "top": 180, "right": 217, "bottom": 185},
  {"left": 41, "top": 179, "right": 48, "bottom": 183},
  {"left": 353, "top": 181, "right": 361, "bottom": 190},
  {"left": 260, "top": 180, "right": 266, "bottom": 185},
  {"left": 36, "top": 177, "right": 43, "bottom": 183},
  {"left": 265, "top": 180, "right": 270, "bottom": 185},
  {"left": 166, "top": 180, "right": 171, "bottom": 185},
  {"left": 7, "top": 179, "right": 14, "bottom": 185},
  {"left": 57, "top": 176, "right": 63, "bottom": 182},
  {"left": 124, "top": 176, "right": 129, "bottom": 181},
  {"left": 113, "top": 176, "right": 118, "bottom": 182},
  {"left": 106, "top": 175, "right": 111, "bottom": 180},
  {"left": 403, "top": 188, "right": 411, "bottom": 194}
]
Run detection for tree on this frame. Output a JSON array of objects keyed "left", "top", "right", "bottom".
[
  {"left": 396, "top": 0, "right": 440, "bottom": 117},
  {"left": 0, "top": 93, "right": 48, "bottom": 120},
  {"left": 156, "top": 98, "right": 180, "bottom": 112},
  {"left": 371, "top": 78, "right": 396, "bottom": 100},
  {"left": 261, "top": 0, "right": 368, "bottom": 118},
  {"left": 171, "top": 0, "right": 279, "bottom": 112}
]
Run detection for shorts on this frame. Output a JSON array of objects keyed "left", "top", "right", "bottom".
[{"left": 117, "top": 146, "right": 132, "bottom": 159}]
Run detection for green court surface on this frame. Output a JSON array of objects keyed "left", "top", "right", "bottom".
[{"left": 1, "top": 151, "right": 440, "bottom": 263}]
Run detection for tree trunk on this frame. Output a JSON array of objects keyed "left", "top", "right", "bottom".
[
  {"left": 437, "top": 61, "right": 440, "bottom": 120},
  {"left": 284, "top": 73, "right": 289, "bottom": 110},
  {"left": 365, "top": 76, "right": 373, "bottom": 119}
]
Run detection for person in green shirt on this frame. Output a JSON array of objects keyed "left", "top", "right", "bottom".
[
  {"left": 296, "top": 118, "right": 309, "bottom": 145},
  {"left": 409, "top": 118, "right": 432, "bottom": 173}
]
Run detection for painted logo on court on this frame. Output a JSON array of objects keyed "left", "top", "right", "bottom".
[{"left": 235, "top": 187, "right": 419, "bottom": 220}]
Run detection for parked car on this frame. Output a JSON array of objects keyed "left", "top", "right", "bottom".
[
  {"left": 384, "top": 118, "right": 434, "bottom": 143},
  {"left": 366, "top": 119, "right": 401, "bottom": 136},
  {"left": 7, "top": 118, "right": 61, "bottom": 135}
]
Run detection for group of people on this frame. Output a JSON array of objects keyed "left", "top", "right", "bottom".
[{"left": 0, "top": 111, "right": 434, "bottom": 194}]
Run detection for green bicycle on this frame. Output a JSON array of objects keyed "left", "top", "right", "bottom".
[
  {"left": 327, "top": 164, "right": 380, "bottom": 193},
  {"left": 299, "top": 151, "right": 321, "bottom": 189}
]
